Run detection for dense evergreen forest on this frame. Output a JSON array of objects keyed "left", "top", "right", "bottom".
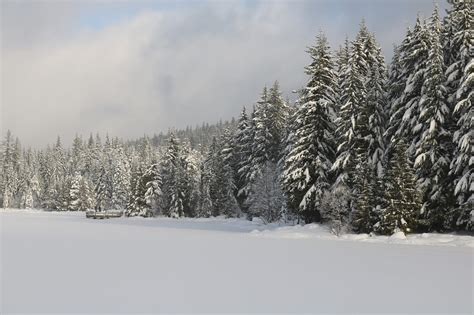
[{"left": 1, "top": 2, "right": 472, "bottom": 234}]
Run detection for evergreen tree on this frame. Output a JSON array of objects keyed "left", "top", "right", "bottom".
[
  {"left": 351, "top": 157, "right": 380, "bottom": 234},
  {"left": 181, "top": 145, "right": 200, "bottom": 218},
  {"left": 443, "top": 0, "right": 472, "bottom": 107},
  {"left": 1, "top": 131, "right": 17, "bottom": 208},
  {"left": 251, "top": 87, "right": 272, "bottom": 169},
  {"left": 207, "top": 137, "right": 223, "bottom": 217},
  {"left": 446, "top": 1, "right": 473, "bottom": 230},
  {"left": 142, "top": 163, "right": 162, "bottom": 213},
  {"left": 397, "top": 17, "right": 431, "bottom": 156},
  {"left": 414, "top": 8, "right": 452, "bottom": 231},
  {"left": 126, "top": 164, "right": 148, "bottom": 216},
  {"left": 20, "top": 173, "right": 40, "bottom": 209},
  {"left": 196, "top": 160, "right": 213, "bottom": 217},
  {"left": 267, "top": 81, "right": 290, "bottom": 160},
  {"left": 248, "top": 162, "right": 285, "bottom": 223},
  {"left": 234, "top": 107, "right": 253, "bottom": 210},
  {"left": 70, "top": 134, "right": 84, "bottom": 175},
  {"left": 52, "top": 137, "right": 68, "bottom": 210},
  {"left": 219, "top": 129, "right": 240, "bottom": 217},
  {"left": 94, "top": 165, "right": 113, "bottom": 211},
  {"left": 160, "top": 135, "right": 186, "bottom": 218},
  {"left": 39, "top": 147, "right": 57, "bottom": 210},
  {"left": 83, "top": 134, "right": 101, "bottom": 193},
  {"left": 378, "top": 140, "right": 421, "bottom": 235},
  {"left": 335, "top": 37, "right": 350, "bottom": 117},
  {"left": 385, "top": 27, "right": 413, "bottom": 145},
  {"left": 364, "top": 33, "right": 388, "bottom": 176},
  {"left": 207, "top": 136, "right": 239, "bottom": 217},
  {"left": 111, "top": 146, "right": 131, "bottom": 209},
  {"left": 450, "top": 57, "right": 473, "bottom": 230},
  {"left": 332, "top": 23, "right": 368, "bottom": 190},
  {"left": 282, "top": 32, "right": 337, "bottom": 223},
  {"left": 68, "top": 172, "right": 93, "bottom": 211},
  {"left": 246, "top": 84, "right": 289, "bottom": 206}
]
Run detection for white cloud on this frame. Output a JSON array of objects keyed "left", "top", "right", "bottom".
[{"left": 1, "top": 0, "right": 446, "bottom": 147}]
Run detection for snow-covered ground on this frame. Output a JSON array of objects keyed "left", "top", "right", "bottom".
[{"left": 1, "top": 209, "right": 472, "bottom": 314}]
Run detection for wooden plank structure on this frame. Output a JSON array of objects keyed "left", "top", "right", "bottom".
[{"left": 86, "top": 210, "right": 124, "bottom": 219}]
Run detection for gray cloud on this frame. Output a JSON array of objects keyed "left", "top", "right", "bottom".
[{"left": 1, "top": 0, "right": 447, "bottom": 147}]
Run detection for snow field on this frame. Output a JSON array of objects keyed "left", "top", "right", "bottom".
[{"left": 1, "top": 210, "right": 473, "bottom": 314}]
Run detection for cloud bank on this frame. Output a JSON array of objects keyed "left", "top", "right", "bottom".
[{"left": 1, "top": 0, "right": 447, "bottom": 147}]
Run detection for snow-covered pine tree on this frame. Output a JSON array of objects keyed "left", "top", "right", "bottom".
[
  {"left": 126, "top": 163, "right": 147, "bottom": 216},
  {"left": 206, "top": 135, "right": 239, "bottom": 217},
  {"left": 251, "top": 87, "right": 271, "bottom": 169},
  {"left": 53, "top": 136, "right": 67, "bottom": 180},
  {"left": 279, "top": 102, "right": 298, "bottom": 222},
  {"left": 196, "top": 160, "right": 213, "bottom": 218},
  {"left": 78, "top": 176, "right": 93, "bottom": 210},
  {"left": 220, "top": 126, "right": 238, "bottom": 199},
  {"left": 414, "top": 7, "right": 453, "bottom": 231},
  {"left": 1, "top": 131, "right": 17, "bottom": 208},
  {"left": 378, "top": 140, "right": 421, "bottom": 235},
  {"left": 143, "top": 162, "right": 162, "bottom": 216},
  {"left": 38, "top": 147, "right": 56, "bottom": 210},
  {"left": 397, "top": 17, "right": 431, "bottom": 157},
  {"left": 334, "top": 37, "right": 350, "bottom": 117},
  {"left": 68, "top": 172, "right": 93, "bottom": 211},
  {"left": 94, "top": 164, "right": 113, "bottom": 211},
  {"left": 207, "top": 137, "right": 223, "bottom": 217},
  {"left": 241, "top": 85, "right": 288, "bottom": 212},
  {"left": 138, "top": 136, "right": 154, "bottom": 169},
  {"left": 445, "top": 1, "right": 473, "bottom": 230},
  {"left": 364, "top": 33, "right": 388, "bottom": 176},
  {"left": 282, "top": 32, "right": 337, "bottom": 223},
  {"left": 351, "top": 156, "right": 380, "bottom": 234},
  {"left": 332, "top": 23, "right": 368, "bottom": 190},
  {"left": 47, "top": 137, "right": 68, "bottom": 210},
  {"left": 234, "top": 107, "right": 253, "bottom": 211},
  {"left": 70, "top": 134, "right": 85, "bottom": 175},
  {"left": 450, "top": 57, "right": 473, "bottom": 230},
  {"left": 168, "top": 184, "right": 184, "bottom": 219},
  {"left": 443, "top": 0, "right": 472, "bottom": 107},
  {"left": 267, "top": 81, "right": 290, "bottom": 160},
  {"left": 248, "top": 161, "right": 285, "bottom": 223},
  {"left": 160, "top": 135, "right": 186, "bottom": 218},
  {"left": 83, "top": 134, "right": 100, "bottom": 194},
  {"left": 219, "top": 129, "right": 240, "bottom": 217},
  {"left": 335, "top": 22, "right": 387, "bottom": 180},
  {"left": 11, "top": 137, "right": 22, "bottom": 182},
  {"left": 58, "top": 173, "right": 69, "bottom": 211},
  {"left": 20, "top": 173, "right": 40, "bottom": 209},
  {"left": 111, "top": 145, "right": 131, "bottom": 210},
  {"left": 385, "top": 27, "right": 413, "bottom": 145},
  {"left": 181, "top": 144, "right": 200, "bottom": 218},
  {"left": 220, "top": 163, "right": 240, "bottom": 218},
  {"left": 17, "top": 148, "right": 41, "bottom": 209}
]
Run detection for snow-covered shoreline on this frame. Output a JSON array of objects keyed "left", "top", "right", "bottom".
[{"left": 2, "top": 208, "right": 472, "bottom": 248}]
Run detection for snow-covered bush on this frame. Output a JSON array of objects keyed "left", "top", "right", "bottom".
[{"left": 320, "top": 187, "right": 350, "bottom": 236}]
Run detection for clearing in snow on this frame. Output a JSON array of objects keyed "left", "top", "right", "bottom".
[{"left": 1, "top": 210, "right": 472, "bottom": 313}]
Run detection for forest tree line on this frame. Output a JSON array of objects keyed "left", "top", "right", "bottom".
[{"left": 1, "top": 2, "right": 472, "bottom": 234}]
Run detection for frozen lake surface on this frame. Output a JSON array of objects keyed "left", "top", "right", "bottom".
[{"left": 1, "top": 210, "right": 472, "bottom": 313}]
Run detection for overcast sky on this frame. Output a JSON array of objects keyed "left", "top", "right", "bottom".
[{"left": 1, "top": 0, "right": 447, "bottom": 147}]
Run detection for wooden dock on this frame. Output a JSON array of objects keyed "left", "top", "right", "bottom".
[{"left": 86, "top": 210, "right": 124, "bottom": 219}]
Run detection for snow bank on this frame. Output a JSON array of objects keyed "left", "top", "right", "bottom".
[{"left": 250, "top": 222, "right": 474, "bottom": 248}]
